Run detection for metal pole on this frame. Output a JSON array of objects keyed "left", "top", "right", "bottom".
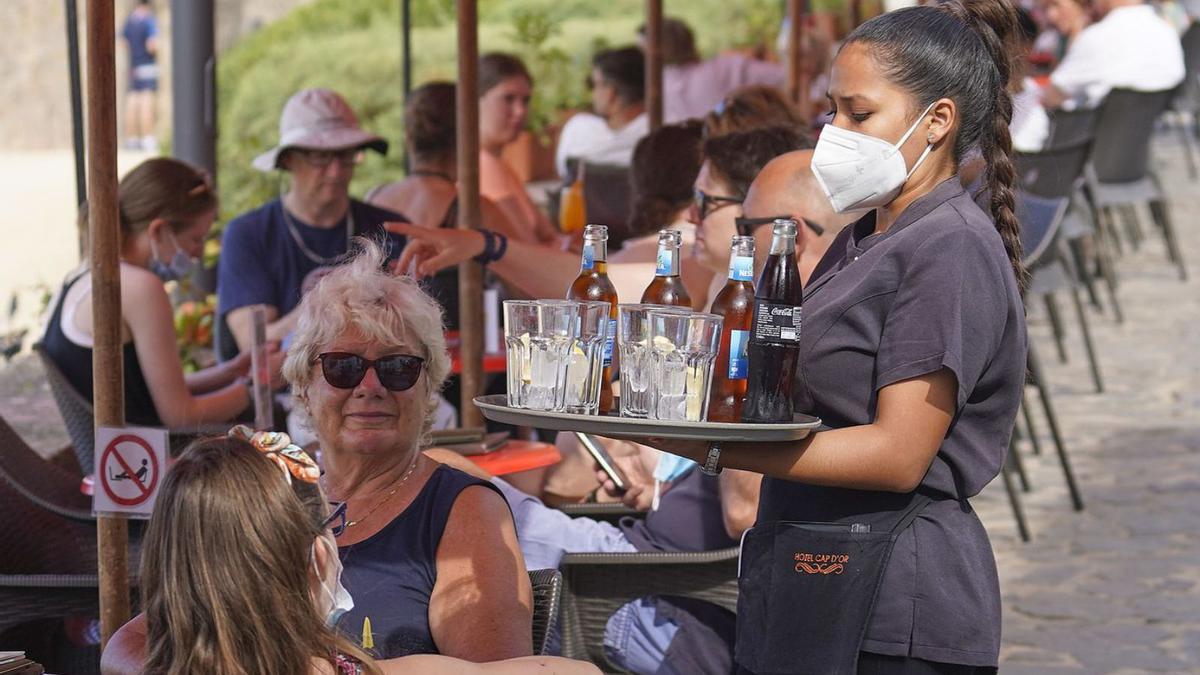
[
  {"left": 170, "top": 0, "right": 217, "bottom": 180},
  {"left": 785, "top": 0, "right": 804, "bottom": 106},
  {"left": 401, "top": 0, "right": 413, "bottom": 172},
  {"left": 644, "top": 0, "right": 663, "bottom": 131},
  {"left": 86, "top": 0, "right": 130, "bottom": 648},
  {"left": 65, "top": 0, "right": 86, "bottom": 258},
  {"left": 456, "top": 0, "right": 485, "bottom": 428}
]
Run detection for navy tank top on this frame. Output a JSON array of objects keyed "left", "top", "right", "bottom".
[
  {"left": 42, "top": 273, "right": 162, "bottom": 427},
  {"left": 336, "top": 465, "right": 504, "bottom": 658}
]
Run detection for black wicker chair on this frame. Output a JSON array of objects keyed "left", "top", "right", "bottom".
[
  {"left": 0, "top": 415, "right": 92, "bottom": 522},
  {"left": 528, "top": 569, "right": 562, "bottom": 656},
  {"left": 558, "top": 547, "right": 739, "bottom": 672}
]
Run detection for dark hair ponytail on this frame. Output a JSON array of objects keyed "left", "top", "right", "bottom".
[{"left": 846, "top": 0, "right": 1028, "bottom": 291}]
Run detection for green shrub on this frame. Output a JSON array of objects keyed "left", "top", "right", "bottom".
[{"left": 214, "top": 0, "right": 782, "bottom": 226}]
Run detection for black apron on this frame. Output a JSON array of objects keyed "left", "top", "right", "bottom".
[{"left": 734, "top": 491, "right": 933, "bottom": 675}]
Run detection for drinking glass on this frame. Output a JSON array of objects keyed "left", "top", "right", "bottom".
[
  {"left": 562, "top": 300, "right": 611, "bottom": 415},
  {"left": 646, "top": 311, "right": 722, "bottom": 421},
  {"left": 617, "top": 304, "right": 692, "bottom": 418},
  {"left": 503, "top": 300, "right": 577, "bottom": 410}
]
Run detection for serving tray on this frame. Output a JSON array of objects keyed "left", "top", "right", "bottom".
[{"left": 473, "top": 394, "right": 821, "bottom": 442}]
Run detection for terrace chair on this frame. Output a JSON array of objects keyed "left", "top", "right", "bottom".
[
  {"left": 559, "top": 546, "right": 739, "bottom": 671},
  {"left": 1084, "top": 88, "right": 1188, "bottom": 280},
  {"left": 34, "top": 342, "right": 229, "bottom": 475},
  {"left": 0, "top": 414, "right": 92, "bottom": 522},
  {"left": 528, "top": 569, "right": 562, "bottom": 656},
  {"left": 1168, "top": 23, "right": 1200, "bottom": 178}
]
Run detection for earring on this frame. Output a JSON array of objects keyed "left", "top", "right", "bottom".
[{"left": 927, "top": 133, "right": 935, "bottom": 143}]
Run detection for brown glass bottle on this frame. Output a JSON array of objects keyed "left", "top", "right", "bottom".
[
  {"left": 567, "top": 224, "right": 618, "bottom": 412},
  {"left": 742, "top": 219, "right": 803, "bottom": 424},
  {"left": 708, "top": 235, "right": 756, "bottom": 423},
  {"left": 640, "top": 229, "right": 692, "bottom": 307}
]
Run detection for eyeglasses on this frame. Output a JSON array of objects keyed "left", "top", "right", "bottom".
[
  {"left": 693, "top": 189, "right": 744, "bottom": 221},
  {"left": 293, "top": 148, "right": 363, "bottom": 168},
  {"left": 734, "top": 215, "right": 827, "bottom": 238},
  {"left": 315, "top": 352, "right": 426, "bottom": 392}
]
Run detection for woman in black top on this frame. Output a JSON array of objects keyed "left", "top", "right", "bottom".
[{"left": 643, "top": 2, "right": 1028, "bottom": 673}]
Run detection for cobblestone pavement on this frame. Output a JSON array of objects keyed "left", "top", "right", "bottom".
[
  {"left": 0, "top": 136, "right": 1198, "bottom": 673},
  {"left": 973, "top": 134, "right": 1200, "bottom": 674}
]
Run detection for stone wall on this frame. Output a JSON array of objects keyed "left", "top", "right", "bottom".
[{"left": 0, "top": 0, "right": 313, "bottom": 150}]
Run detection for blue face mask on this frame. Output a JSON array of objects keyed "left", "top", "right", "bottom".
[
  {"left": 653, "top": 452, "right": 697, "bottom": 485},
  {"left": 149, "top": 230, "right": 197, "bottom": 282}
]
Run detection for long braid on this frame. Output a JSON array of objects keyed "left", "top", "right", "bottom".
[{"left": 983, "top": 88, "right": 1029, "bottom": 292}]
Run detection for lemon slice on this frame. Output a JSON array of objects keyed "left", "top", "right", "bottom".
[{"left": 651, "top": 336, "right": 676, "bottom": 353}]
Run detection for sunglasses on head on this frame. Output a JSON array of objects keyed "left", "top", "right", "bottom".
[
  {"left": 693, "top": 188, "right": 744, "bottom": 221},
  {"left": 734, "top": 215, "right": 827, "bottom": 238},
  {"left": 315, "top": 352, "right": 425, "bottom": 392}
]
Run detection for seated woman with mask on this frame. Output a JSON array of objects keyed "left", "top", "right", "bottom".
[
  {"left": 113, "top": 429, "right": 597, "bottom": 674},
  {"left": 42, "top": 157, "right": 283, "bottom": 429}
]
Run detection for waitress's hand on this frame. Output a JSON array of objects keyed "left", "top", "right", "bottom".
[{"left": 385, "top": 221, "right": 486, "bottom": 279}]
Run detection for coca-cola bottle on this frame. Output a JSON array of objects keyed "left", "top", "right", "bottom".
[
  {"left": 741, "top": 219, "right": 802, "bottom": 423},
  {"left": 708, "top": 235, "right": 756, "bottom": 423},
  {"left": 567, "top": 224, "right": 618, "bottom": 412},
  {"left": 640, "top": 229, "right": 692, "bottom": 307}
]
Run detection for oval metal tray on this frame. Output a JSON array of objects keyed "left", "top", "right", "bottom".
[{"left": 473, "top": 394, "right": 821, "bottom": 442}]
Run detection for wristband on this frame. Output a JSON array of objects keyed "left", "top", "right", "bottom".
[
  {"left": 472, "top": 229, "right": 509, "bottom": 266},
  {"left": 701, "top": 443, "right": 723, "bottom": 476}
]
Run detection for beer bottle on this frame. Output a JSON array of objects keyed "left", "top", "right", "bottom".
[
  {"left": 567, "top": 224, "right": 618, "bottom": 412},
  {"left": 742, "top": 219, "right": 803, "bottom": 423},
  {"left": 640, "top": 229, "right": 692, "bottom": 307},
  {"left": 708, "top": 235, "right": 756, "bottom": 423},
  {"left": 559, "top": 164, "right": 586, "bottom": 234}
]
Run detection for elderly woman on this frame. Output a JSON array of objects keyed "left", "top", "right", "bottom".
[{"left": 100, "top": 239, "right": 533, "bottom": 674}]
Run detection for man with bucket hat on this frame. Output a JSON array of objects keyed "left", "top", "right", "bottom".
[{"left": 216, "top": 88, "right": 409, "bottom": 358}]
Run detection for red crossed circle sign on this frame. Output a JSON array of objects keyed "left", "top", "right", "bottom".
[{"left": 99, "top": 434, "right": 160, "bottom": 507}]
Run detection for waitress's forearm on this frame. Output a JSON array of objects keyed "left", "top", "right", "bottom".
[{"left": 716, "top": 425, "right": 924, "bottom": 493}]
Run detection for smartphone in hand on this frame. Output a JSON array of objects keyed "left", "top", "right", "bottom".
[{"left": 575, "top": 432, "right": 629, "bottom": 493}]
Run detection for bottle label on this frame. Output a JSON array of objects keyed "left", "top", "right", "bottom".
[
  {"left": 582, "top": 244, "right": 595, "bottom": 270},
  {"left": 655, "top": 248, "right": 671, "bottom": 276},
  {"left": 728, "top": 329, "right": 750, "bottom": 379},
  {"left": 751, "top": 302, "right": 803, "bottom": 345},
  {"left": 602, "top": 319, "right": 617, "bottom": 366},
  {"left": 729, "top": 255, "right": 754, "bottom": 282}
]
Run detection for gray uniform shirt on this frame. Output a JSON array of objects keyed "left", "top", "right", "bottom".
[{"left": 757, "top": 178, "right": 1027, "bottom": 667}]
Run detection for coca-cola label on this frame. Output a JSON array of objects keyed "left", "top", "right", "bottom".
[
  {"left": 751, "top": 302, "right": 802, "bottom": 345},
  {"left": 581, "top": 244, "right": 595, "bottom": 270},
  {"left": 728, "top": 329, "right": 750, "bottom": 379}
]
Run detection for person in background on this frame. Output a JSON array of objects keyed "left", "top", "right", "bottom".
[
  {"left": 43, "top": 158, "right": 283, "bottom": 429},
  {"left": 609, "top": 120, "right": 714, "bottom": 306},
  {"left": 1040, "top": 0, "right": 1093, "bottom": 53},
  {"left": 477, "top": 53, "right": 560, "bottom": 244},
  {"left": 102, "top": 431, "right": 599, "bottom": 675},
  {"left": 1010, "top": 7, "right": 1053, "bottom": 152},
  {"left": 555, "top": 47, "right": 650, "bottom": 179},
  {"left": 216, "top": 88, "right": 407, "bottom": 360},
  {"left": 642, "top": 16, "right": 785, "bottom": 123},
  {"left": 1042, "top": 0, "right": 1185, "bottom": 109},
  {"left": 121, "top": 0, "right": 159, "bottom": 152},
  {"left": 702, "top": 84, "right": 808, "bottom": 138}
]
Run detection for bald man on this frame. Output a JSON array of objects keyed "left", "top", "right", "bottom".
[{"left": 742, "top": 149, "right": 856, "bottom": 284}]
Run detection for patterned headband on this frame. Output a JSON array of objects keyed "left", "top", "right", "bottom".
[{"left": 228, "top": 424, "right": 320, "bottom": 485}]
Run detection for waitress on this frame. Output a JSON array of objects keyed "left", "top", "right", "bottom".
[{"left": 644, "top": 2, "right": 1027, "bottom": 674}]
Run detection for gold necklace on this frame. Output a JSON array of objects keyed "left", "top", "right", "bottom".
[{"left": 343, "top": 455, "right": 420, "bottom": 529}]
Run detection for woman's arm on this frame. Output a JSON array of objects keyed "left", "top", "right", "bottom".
[
  {"left": 429, "top": 485, "right": 534, "bottom": 660},
  {"left": 184, "top": 350, "right": 252, "bottom": 394},
  {"left": 643, "top": 370, "right": 957, "bottom": 493},
  {"left": 121, "top": 268, "right": 250, "bottom": 427},
  {"left": 380, "top": 655, "right": 601, "bottom": 675}
]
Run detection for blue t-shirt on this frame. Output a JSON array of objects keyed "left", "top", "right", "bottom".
[
  {"left": 121, "top": 12, "right": 157, "bottom": 68},
  {"left": 216, "top": 199, "right": 407, "bottom": 357}
]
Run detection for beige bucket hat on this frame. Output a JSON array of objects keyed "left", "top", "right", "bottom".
[{"left": 252, "top": 88, "right": 388, "bottom": 172}]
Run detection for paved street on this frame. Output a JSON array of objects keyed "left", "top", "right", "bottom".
[{"left": 974, "top": 133, "right": 1200, "bottom": 673}]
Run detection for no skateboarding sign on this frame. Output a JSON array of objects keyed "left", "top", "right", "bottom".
[{"left": 95, "top": 426, "right": 167, "bottom": 518}]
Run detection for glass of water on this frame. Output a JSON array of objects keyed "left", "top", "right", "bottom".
[
  {"left": 503, "top": 300, "right": 577, "bottom": 410},
  {"left": 646, "top": 310, "right": 722, "bottom": 421},
  {"left": 617, "top": 304, "right": 692, "bottom": 418},
  {"left": 562, "top": 300, "right": 611, "bottom": 415}
]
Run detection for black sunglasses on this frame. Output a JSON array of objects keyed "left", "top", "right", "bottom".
[
  {"left": 315, "top": 352, "right": 426, "bottom": 392},
  {"left": 324, "top": 501, "right": 348, "bottom": 537},
  {"left": 694, "top": 188, "right": 744, "bottom": 220},
  {"left": 734, "top": 215, "right": 827, "bottom": 238}
]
